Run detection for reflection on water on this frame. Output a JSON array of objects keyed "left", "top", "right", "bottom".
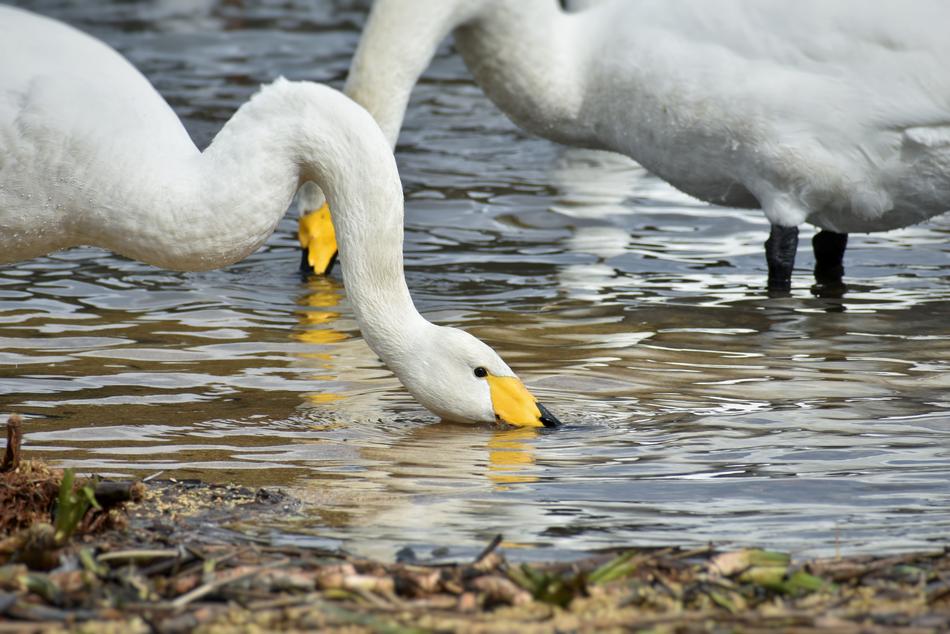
[
  {"left": 292, "top": 277, "right": 347, "bottom": 405},
  {"left": 488, "top": 428, "right": 539, "bottom": 488},
  {"left": 2, "top": 0, "right": 949, "bottom": 560}
]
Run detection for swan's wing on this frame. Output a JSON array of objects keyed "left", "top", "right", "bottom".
[
  {"left": 593, "top": 0, "right": 950, "bottom": 129},
  {"left": 0, "top": 5, "right": 199, "bottom": 263}
]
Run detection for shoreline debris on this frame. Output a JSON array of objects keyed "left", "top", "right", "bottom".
[
  {"left": 1, "top": 414, "right": 948, "bottom": 632},
  {"left": 1, "top": 413, "right": 22, "bottom": 473}
]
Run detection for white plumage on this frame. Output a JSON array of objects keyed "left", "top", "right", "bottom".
[
  {"left": 338, "top": 0, "right": 950, "bottom": 289},
  {"left": 0, "top": 5, "right": 558, "bottom": 427}
]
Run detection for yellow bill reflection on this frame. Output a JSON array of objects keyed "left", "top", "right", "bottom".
[
  {"left": 292, "top": 277, "right": 348, "bottom": 405},
  {"left": 487, "top": 426, "right": 539, "bottom": 489}
]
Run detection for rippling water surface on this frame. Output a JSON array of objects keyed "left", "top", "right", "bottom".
[{"left": 4, "top": 0, "right": 949, "bottom": 561}]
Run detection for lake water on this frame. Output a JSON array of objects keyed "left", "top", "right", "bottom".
[{"left": 3, "top": 0, "right": 949, "bottom": 561}]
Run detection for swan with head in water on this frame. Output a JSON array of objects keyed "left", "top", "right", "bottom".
[
  {"left": 0, "top": 5, "right": 560, "bottom": 429},
  {"left": 299, "top": 0, "right": 950, "bottom": 293}
]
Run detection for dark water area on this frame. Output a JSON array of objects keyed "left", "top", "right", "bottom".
[{"left": 2, "top": 0, "right": 948, "bottom": 561}]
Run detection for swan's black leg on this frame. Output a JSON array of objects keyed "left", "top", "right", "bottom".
[
  {"left": 812, "top": 230, "right": 848, "bottom": 284},
  {"left": 811, "top": 230, "right": 848, "bottom": 296},
  {"left": 765, "top": 224, "right": 799, "bottom": 294}
]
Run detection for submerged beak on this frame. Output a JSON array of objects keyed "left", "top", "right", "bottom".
[
  {"left": 487, "top": 375, "right": 561, "bottom": 428},
  {"left": 298, "top": 202, "right": 339, "bottom": 275}
]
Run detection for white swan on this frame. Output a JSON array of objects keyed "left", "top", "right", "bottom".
[
  {"left": 299, "top": 0, "right": 950, "bottom": 293},
  {"left": 0, "top": 6, "right": 560, "bottom": 428}
]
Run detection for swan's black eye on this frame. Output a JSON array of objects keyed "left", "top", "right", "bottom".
[{"left": 473, "top": 367, "right": 488, "bottom": 378}]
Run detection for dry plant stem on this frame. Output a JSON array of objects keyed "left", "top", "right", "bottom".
[
  {"left": 473, "top": 534, "right": 503, "bottom": 564},
  {"left": 1, "top": 414, "right": 22, "bottom": 472},
  {"left": 97, "top": 549, "right": 181, "bottom": 565},
  {"left": 170, "top": 560, "right": 289, "bottom": 609}
]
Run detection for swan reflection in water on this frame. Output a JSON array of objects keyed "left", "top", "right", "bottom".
[
  {"left": 283, "top": 419, "right": 545, "bottom": 559},
  {"left": 291, "top": 277, "right": 349, "bottom": 406},
  {"left": 487, "top": 426, "right": 539, "bottom": 488},
  {"left": 289, "top": 278, "right": 540, "bottom": 491}
]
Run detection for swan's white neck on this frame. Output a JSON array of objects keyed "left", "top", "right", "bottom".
[
  {"left": 78, "top": 80, "right": 427, "bottom": 369},
  {"left": 74, "top": 108, "right": 298, "bottom": 272},
  {"left": 249, "top": 82, "right": 429, "bottom": 367},
  {"left": 344, "top": 0, "right": 594, "bottom": 149},
  {"left": 344, "top": 0, "right": 476, "bottom": 147}
]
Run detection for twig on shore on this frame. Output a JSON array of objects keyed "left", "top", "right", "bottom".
[
  {"left": 1, "top": 414, "right": 22, "bottom": 473},
  {"left": 473, "top": 534, "right": 503, "bottom": 565},
  {"left": 472, "top": 533, "right": 505, "bottom": 573},
  {"left": 98, "top": 549, "right": 182, "bottom": 565},
  {"left": 169, "top": 560, "right": 289, "bottom": 609}
]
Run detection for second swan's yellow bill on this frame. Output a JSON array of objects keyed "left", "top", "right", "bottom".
[{"left": 298, "top": 202, "right": 338, "bottom": 274}]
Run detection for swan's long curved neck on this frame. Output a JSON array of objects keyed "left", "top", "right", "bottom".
[
  {"left": 344, "top": 0, "right": 478, "bottom": 147},
  {"left": 82, "top": 81, "right": 426, "bottom": 366},
  {"left": 220, "top": 82, "right": 428, "bottom": 365},
  {"left": 77, "top": 96, "right": 302, "bottom": 272},
  {"left": 344, "top": 0, "right": 595, "bottom": 149}
]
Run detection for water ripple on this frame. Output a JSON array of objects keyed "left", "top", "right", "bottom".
[{"left": 2, "top": 0, "right": 948, "bottom": 560}]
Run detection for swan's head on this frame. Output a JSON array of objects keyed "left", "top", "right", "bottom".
[{"left": 395, "top": 325, "right": 560, "bottom": 428}]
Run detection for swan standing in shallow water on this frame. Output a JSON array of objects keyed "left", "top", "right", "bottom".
[
  {"left": 299, "top": 0, "right": 950, "bottom": 293},
  {"left": 0, "top": 6, "right": 559, "bottom": 428}
]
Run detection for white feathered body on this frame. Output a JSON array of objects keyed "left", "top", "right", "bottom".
[
  {"left": 0, "top": 6, "right": 555, "bottom": 427},
  {"left": 356, "top": 0, "right": 950, "bottom": 234},
  {"left": 0, "top": 6, "right": 290, "bottom": 268}
]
